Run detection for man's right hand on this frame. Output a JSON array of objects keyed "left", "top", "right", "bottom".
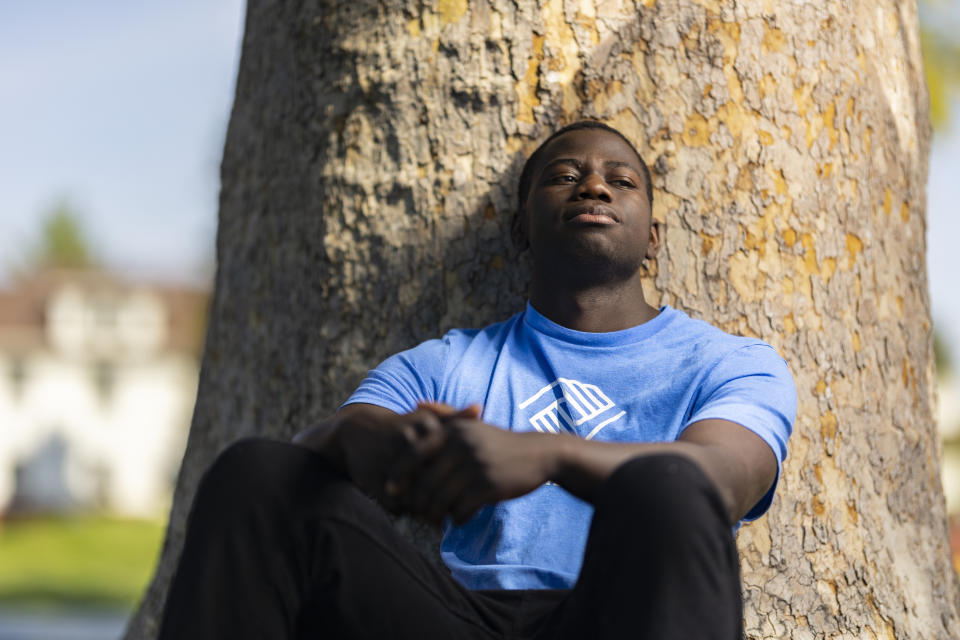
[{"left": 293, "top": 404, "right": 462, "bottom": 511}]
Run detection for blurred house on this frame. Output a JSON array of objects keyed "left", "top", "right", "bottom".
[
  {"left": 0, "top": 268, "right": 206, "bottom": 517},
  {"left": 940, "top": 372, "right": 960, "bottom": 573}
]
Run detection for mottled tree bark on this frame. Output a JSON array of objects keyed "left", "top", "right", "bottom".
[{"left": 127, "top": 0, "right": 959, "bottom": 638}]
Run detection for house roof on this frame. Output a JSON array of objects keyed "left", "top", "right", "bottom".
[{"left": 0, "top": 268, "right": 208, "bottom": 357}]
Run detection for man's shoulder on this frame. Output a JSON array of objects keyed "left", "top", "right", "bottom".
[
  {"left": 658, "top": 307, "right": 786, "bottom": 369},
  {"left": 435, "top": 310, "right": 525, "bottom": 350}
]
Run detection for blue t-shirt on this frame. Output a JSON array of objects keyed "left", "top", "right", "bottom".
[{"left": 345, "top": 303, "right": 796, "bottom": 590}]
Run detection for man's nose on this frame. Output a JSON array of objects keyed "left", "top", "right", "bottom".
[{"left": 577, "top": 174, "right": 612, "bottom": 202}]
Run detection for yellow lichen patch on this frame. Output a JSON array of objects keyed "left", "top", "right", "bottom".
[
  {"left": 821, "top": 257, "right": 836, "bottom": 281},
  {"left": 640, "top": 0, "right": 656, "bottom": 7},
  {"left": 707, "top": 18, "right": 740, "bottom": 66},
  {"left": 853, "top": 330, "right": 861, "bottom": 352},
  {"left": 406, "top": 18, "right": 421, "bottom": 37},
  {"left": 759, "top": 73, "right": 777, "bottom": 100},
  {"left": 735, "top": 163, "right": 754, "bottom": 192},
  {"left": 700, "top": 230, "right": 718, "bottom": 255},
  {"left": 783, "top": 228, "right": 797, "bottom": 246},
  {"left": 865, "top": 126, "right": 872, "bottom": 153},
  {"left": 718, "top": 100, "right": 749, "bottom": 139},
  {"left": 794, "top": 84, "right": 813, "bottom": 119},
  {"left": 758, "top": 130, "right": 774, "bottom": 145},
  {"left": 762, "top": 25, "right": 786, "bottom": 53},
  {"left": 815, "top": 379, "right": 827, "bottom": 395},
  {"left": 845, "top": 233, "right": 862, "bottom": 268},
  {"left": 900, "top": 202, "right": 909, "bottom": 222},
  {"left": 782, "top": 275, "right": 795, "bottom": 294},
  {"left": 800, "top": 232, "right": 818, "bottom": 275},
  {"left": 515, "top": 34, "right": 544, "bottom": 124},
  {"left": 882, "top": 188, "right": 892, "bottom": 215},
  {"left": 591, "top": 79, "right": 622, "bottom": 114},
  {"left": 772, "top": 169, "right": 787, "bottom": 195},
  {"left": 574, "top": 10, "right": 599, "bottom": 46},
  {"left": 504, "top": 136, "right": 524, "bottom": 154},
  {"left": 820, "top": 411, "right": 838, "bottom": 441},
  {"left": 437, "top": 0, "right": 467, "bottom": 25},
  {"left": 896, "top": 296, "right": 903, "bottom": 315},
  {"left": 824, "top": 100, "right": 838, "bottom": 150},
  {"left": 846, "top": 97, "right": 855, "bottom": 118},
  {"left": 783, "top": 313, "right": 797, "bottom": 334},
  {"left": 682, "top": 112, "right": 711, "bottom": 147},
  {"left": 728, "top": 251, "right": 761, "bottom": 302},
  {"left": 817, "top": 163, "right": 833, "bottom": 179},
  {"left": 847, "top": 500, "right": 859, "bottom": 524}
]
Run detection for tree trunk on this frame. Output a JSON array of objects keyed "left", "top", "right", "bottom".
[{"left": 127, "top": 0, "right": 959, "bottom": 637}]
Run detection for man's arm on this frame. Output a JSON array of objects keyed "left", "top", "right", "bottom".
[
  {"left": 404, "top": 416, "right": 777, "bottom": 527},
  {"left": 292, "top": 402, "right": 479, "bottom": 511},
  {"left": 549, "top": 419, "right": 777, "bottom": 524}
]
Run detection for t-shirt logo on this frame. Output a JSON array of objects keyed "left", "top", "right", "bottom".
[{"left": 519, "top": 378, "right": 626, "bottom": 440}]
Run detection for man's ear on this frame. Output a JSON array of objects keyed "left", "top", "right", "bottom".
[
  {"left": 511, "top": 208, "right": 530, "bottom": 251},
  {"left": 645, "top": 221, "right": 662, "bottom": 260}
]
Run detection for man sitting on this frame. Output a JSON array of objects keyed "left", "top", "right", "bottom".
[{"left": 159, "top": 120, "right": 796, "bottom": 640}]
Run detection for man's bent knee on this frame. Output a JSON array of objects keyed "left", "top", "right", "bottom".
[{"left": 596, "top": 453, "right": 729, "bottom": 536}]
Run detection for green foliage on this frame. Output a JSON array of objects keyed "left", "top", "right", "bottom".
[
  {"left": 31, "top": 204, "right": 94, "bottom": 270},
  {"left": 920, "top": 3, "right": 960, "bottom": 131},
  {"left": 936, "top": 331, "right": 954, "bottom": 378},
  {"left": 0, "top": 516, "right": 164, "bottom": 610}
]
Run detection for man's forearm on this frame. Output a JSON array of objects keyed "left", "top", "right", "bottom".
[
  {"left": 547, "top": 436, "right": 710, "bottom": 505},
  {"left": 545, "top": 420, "right": 777, "bottom": 526},
  {"left": 292, "top": 415, "right": 349, "bottom": 475}
]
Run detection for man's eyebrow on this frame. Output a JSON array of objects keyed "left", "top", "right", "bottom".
[
  {"left": 604, "top": 160, "right": 638, "bottom": 172},
  {"left": 542, "top": 158, "right": 582, "bottom": 171}
]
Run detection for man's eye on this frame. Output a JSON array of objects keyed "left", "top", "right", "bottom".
[
  {"left": 549, "top": 175, "right": 577, "bottom": 184},
  {"left": 610, "top": 178, "right": 635, "bottom": 188}
]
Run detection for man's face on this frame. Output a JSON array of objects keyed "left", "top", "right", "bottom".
[{"left": 522, "top": 129, "right": 659, "bottom": 280}]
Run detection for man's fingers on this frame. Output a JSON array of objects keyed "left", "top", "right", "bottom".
[
  {"left": 422, "top": 468, "right": 474, "bottom": 526},
  {"left": 417, "top": 401, "right": 483, "bottom": 421},
  {"left": 408, "top": 452, "right": 465, "bottom": 516}
]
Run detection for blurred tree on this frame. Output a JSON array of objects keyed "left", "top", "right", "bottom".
[
  {"left": 921, "top": 1, "right": 960, "bottom": 129},
  {"left": 129, "top": 1, "right": 959, "bottom": 638},
  {"left": 30, "top": 203, "right": 95, "bottom": 269}
]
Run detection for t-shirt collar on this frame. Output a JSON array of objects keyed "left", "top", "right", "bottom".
[{"left": 523, "top": 301, "right": 675, "bottom": 347}]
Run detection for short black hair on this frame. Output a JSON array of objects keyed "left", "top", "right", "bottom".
[{"left": 516, "top": 120, "right": 654, "bottom": 212}]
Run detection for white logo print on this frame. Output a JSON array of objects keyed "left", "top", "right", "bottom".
[{"left": 519, "top": 378, "right": 625, "bottom": 440}]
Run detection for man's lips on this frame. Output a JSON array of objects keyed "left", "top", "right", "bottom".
[{"left": 564, "top": 205, "right": 619, "bottom": 225}]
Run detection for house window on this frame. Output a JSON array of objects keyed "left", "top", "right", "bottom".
[
  {"left": 8, "top": 356, "right": 26, "bottom": 401},
  {"left": 92, "top": 359, "right": 115, "bottom": 405}
]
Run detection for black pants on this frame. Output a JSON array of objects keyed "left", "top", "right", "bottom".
[{"left": 159, "top": 439, "right": 742, "bottom": 639}]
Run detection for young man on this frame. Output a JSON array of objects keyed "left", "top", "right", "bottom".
[{"left": 159, "top": 121, "right": 796, "bottom": 639}]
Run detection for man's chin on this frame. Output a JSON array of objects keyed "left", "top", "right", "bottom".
[{"left": 536, "top": 246, "right": 645, "bottom": 288}]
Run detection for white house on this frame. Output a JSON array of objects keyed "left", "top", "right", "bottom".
[{"left": 0, "top": 269, "right": 206, "bottom": 517}]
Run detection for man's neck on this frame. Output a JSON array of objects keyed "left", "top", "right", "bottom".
[{"left": 529, "top": 276, "right": 659, "bottom": 333}]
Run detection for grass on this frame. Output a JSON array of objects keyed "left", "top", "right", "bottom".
[{"left": 0, "top": 515, "right": 165, "bottom": 610}]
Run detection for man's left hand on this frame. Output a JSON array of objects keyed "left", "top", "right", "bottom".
[{"left": 402, "top": 408, "right": 556, "bottom": 526}]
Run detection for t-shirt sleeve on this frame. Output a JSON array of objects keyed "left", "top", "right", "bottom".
[
  {"left": 341, "top": 336, "right": 451, "bottom": 415},
  {"left": 684, "top": 343, "right": 797, "bottom": 523}
]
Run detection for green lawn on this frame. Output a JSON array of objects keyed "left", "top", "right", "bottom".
[{"left": 0, "top": 515, "right": 165, "bottom": 610}]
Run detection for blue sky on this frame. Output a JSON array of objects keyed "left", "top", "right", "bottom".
[
  {"left": 0, "top": 0, "right": 244, "bottom": 285},
  {"left": 1, "top": 0, "right": 959, "bottom": 370}
]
